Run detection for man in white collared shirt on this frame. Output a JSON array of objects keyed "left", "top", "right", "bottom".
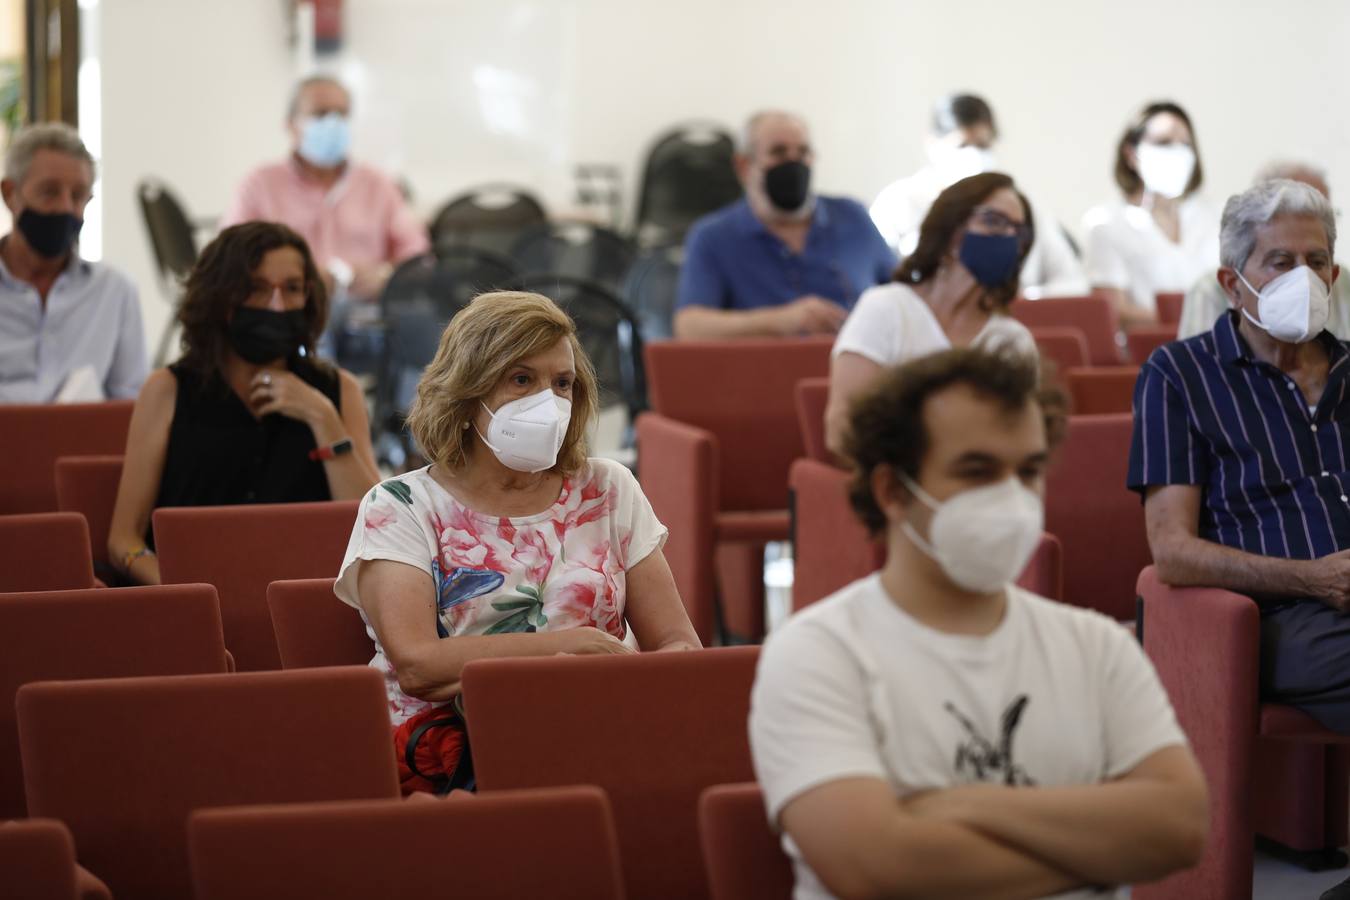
[{"left": 0, "top": 123, "right": 145, "bottom": 403}]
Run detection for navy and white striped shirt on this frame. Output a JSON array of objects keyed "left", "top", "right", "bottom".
[{"left": 1128, "top": 312, "right": 1350, "bottom": 560}]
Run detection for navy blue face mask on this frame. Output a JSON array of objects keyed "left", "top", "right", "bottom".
[{"left": 958, "top": 232, "right": 1021, "bottom": 287}]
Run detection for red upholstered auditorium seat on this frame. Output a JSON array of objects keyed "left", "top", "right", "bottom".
[
  {"left": 637, "top": 338, "right": 831, "bottom": 643},
  {"left": 154, "top": 500, "right": 360, "bottom": 671},
  {"left": 1127, "top": 323, "right": 1178, "bottom": 364},
  {"left": 53, "top": 455, "right": 124, "bottom": 579},
  {"left": 1156, "top": 291, "right": 1185, "bottom": 325},
  {"left": 0, "top": 401, "right": 133, "bottom": 514},
  {"left": 0, "top": 512, "right": 96, "bottom": 593},
  {"left": 16, "top": 667, "right": 400, "bottom": 900},
  {"left": 1029, "top": 325, "right": 1091, "bottom": 375},
  {"left": 268, "top": 577, "right": 374, "bottom": 669},
  {"left": 699, "top": 783, "right": 793, "bottom": 900},
  {"left": 0, "top": 582, "right": 229, "bottom": 819},
  {"left": 463, "top": 646, "right": 760, "bottom": 900},
  {"left": 793, "top": 376, "right": 832, "bottom": 464},
  {"left": 1010, "top": 296, "right": 1123, "bottom": 366},
  {"left": 0, "top": 818, "right": 112, "bottom": 900},
  {"left": 188, "top": 787, "right": 625, "bottom": 900},
  {"left": 1065, "top": 365, "right": 1140, "bottom": 415}
]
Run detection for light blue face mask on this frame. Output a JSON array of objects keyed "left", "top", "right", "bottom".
[{"left": 297, "top": 113, "right": 350, "bottom": 168}]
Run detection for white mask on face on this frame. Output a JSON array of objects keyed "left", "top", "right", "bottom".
[
  {"left": 475, "top": 388, "right": 572, "bottom": 473},
  {"left": 1235, "top": 265, "right": 1331, "bottom": 344},
  {"left": 1135, "top": 142, "right": 1195, "bottom": 199},
  {"left": 929, "top": 143, "right": 996, "bottom": 187},
  {"left": 898, "top": 472, "right": 1044, "bottom": 595}
]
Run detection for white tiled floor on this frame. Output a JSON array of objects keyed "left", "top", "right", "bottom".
[{"left": 1254, "top": 848, "right": 1347, "bottom": 898}]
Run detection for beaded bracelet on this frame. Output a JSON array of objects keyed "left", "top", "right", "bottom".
[{"left": 121, "top": 544, "right": 155, "bottom": 571}]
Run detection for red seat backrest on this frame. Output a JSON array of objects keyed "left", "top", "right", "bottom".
[
  {"left": 155, "top": 500, "right": 360, "bottom": 671},
  {"left": 1045, "top": 414, "right": 1149, "bottom": 620},
  {"left": 0, "top": 402, "right": 133, "bottom": 514},
  {"left": 188, "top": 787, "right": 625, "bottom": 900},
  {"left": 0, "top": 583, "right": 229, "bottom": 819},
  {"left": 1066, "top": 366, "right": 1140, "bottom": 415},
  {"left": 0, "top": 512, "right": 96, "bottom": 593},
  {"left": 17, "top": 667, "right": 400, "bottom": 900},
  {"left": 1010, "top": 296, "right": 1122, "bottom": 366},
  {"left": 268, "top": 578, "right": 374, "bottom": 669},
  {"left": 794, "top": 377, "right": 831, "bottom": 464},
  {"left": 1156, "top": 292, "right": 1185, "bottom": 325},
  {"left": 54, "top": 455, "right": 124, "bottom": 574},
  {"left": 1126, "top": 324, "right": 1178, "bottom": 365},
  {"left": 0, "top": 818, "right": 80, "bottom": 900},
  {"left": 464, "top": 647, "right": 760, "bottom": 900},
  {"left": 645, "top": 339, "right": 832, "bottom": 510},
  {"left": 1027, "top": 326, "right": 1090, "bottom": 375},
  {"left": 700, "top": 783, "right": 794, "bottom": 900}
]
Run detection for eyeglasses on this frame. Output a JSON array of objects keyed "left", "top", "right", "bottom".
[{"left": 968, "top": 206, "right": 1032, "bottom": 246}]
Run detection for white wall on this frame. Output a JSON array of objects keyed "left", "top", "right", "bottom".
[{"left": 96, "top": 0, "right": 1350, "bottom": 353}]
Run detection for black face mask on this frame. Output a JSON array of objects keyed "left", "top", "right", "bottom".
[
  {"left": 17, "top": 208, "right": 83, "bottom": 259},
  {"left": 228, "top": 307, "right": 308, "bottom": 365},
  {"left": 763, "top": 160, "right": 812, "bottom": 212}
]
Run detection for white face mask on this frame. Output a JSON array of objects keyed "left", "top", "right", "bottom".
[
  {"left": 898, "top": 472, "right": 1044, "bottom": 595},
  {"left": 475, "top": 388, "right": 572, "bottom": 473},
  {"left": 929, "top": 143, "right": 996, "bottom": 187},
  {"left": 1135, "top": 142, "right": 1195, "bottom": 199},
  {"left": 1235, "top": 265, "right": 1331, "bottom": 344}
]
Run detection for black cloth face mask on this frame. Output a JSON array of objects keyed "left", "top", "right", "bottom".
[
  {"left": 17, "top": 208, "right": 83, "bottom": 258},
  {"left": 763, "top": 160, "right": 812, "bottom": 212},
  {"left": 228, "top": 307, "right": 308, "bottom": 365}
]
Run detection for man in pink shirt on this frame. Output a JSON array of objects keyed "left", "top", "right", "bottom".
[{"left": 222, "top": 75, "right": 429, "bottom": 302}]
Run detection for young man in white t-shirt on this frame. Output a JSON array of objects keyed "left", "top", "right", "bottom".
[{"left": 750, "top": 349, "right": 1207, "bottom": 900}]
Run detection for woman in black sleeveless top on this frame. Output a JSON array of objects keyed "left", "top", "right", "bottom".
[{"left": 108, "top": 222, "right": 380, "bottom": 584}]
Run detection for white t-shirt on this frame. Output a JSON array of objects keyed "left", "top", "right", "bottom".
[
  {"left": 335, "top": 458, "right": 667, "bottom": 725},
  {"left": 750, "top": 575, "right": 1186, "bottom": 900},
  {"left": 833, "top": 282, "right": 1039, "bottom": 367},
  {"left": 869, "top": 168, "right": 1089, "bottom": 299},
  {"left": 1081, "top": 195, "right": 1220, "bottom": 313}
]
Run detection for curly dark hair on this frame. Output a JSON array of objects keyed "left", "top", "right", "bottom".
[
  {"left": 895, "top": 172, "right": 1034, "bottom": 314},
  {"left": 176, "top": 221, "right": 328, "bottom": 376},
  {"left": 1113, "top": 100, "right": 1203, "bottom": 198},
  {"left": 843, "top": 348, "right": 1067, "bottom": 537}
]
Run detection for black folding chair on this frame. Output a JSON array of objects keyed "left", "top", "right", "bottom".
[
  {"left": 620, "top": 244, "right": 682, "bottom": 343},
  {"left": 509, "top": 274, "right": 647, "bottom": 426},
  {"left": 509, "top": 221, "right": 636, "bottom": 294},
  {"left": 137, "top": 178, "right": 210, "bottom": 365},
  {"left": 429, "top": 184, "right": 547, "bottom": 258},
  {"left": 633, "top": 122, "right": 742, "bottom": 248},
  {"left": 375, "top": 248, "right": 519, "bottom": 468}
]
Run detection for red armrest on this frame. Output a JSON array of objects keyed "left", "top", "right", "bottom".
[{"left": 635, "top": 412, "right": 719, "bottom": 644}]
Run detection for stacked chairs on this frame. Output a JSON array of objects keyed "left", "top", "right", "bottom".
[
  {"left": 620, "top": 243, "right": 683, "bottom": 343},
  {"left": 154, "top": 500, "right": 360, "bottom": 671},
  {"left": 510, "top": 220, "right": 637, "bottom": 294},
  {"left": 188, "top": 788, "right": 624, "bottom": 900},
  {"left": 53, "top": 455, "right": 124, "bottom": 581},
  {"left": 637, "top": 338, "right": 831, "bottom": 643},
  {"left": 633, "top": 121, "right": 741, "bottom": 248},
  {"left": 1, "top": 401, "right": 133, "bottom": 514},
  {"left": 429, "top": 183, "right": 547, "bottom": 258},
  {"left": 16, "top": 667, "right": 400, "bottom": 900},
  {"left": 0, "top": 583, "right": 230, "bottom": 819},
  {"left": 464, "top": 647, "right": 760, "bottom": 900},
  {"left": 268, "top": 577, "right": 373, "bottom": 669}
]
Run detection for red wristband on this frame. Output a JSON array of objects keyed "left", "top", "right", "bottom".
[{"left": 309, "top": 438, "right": 354, "bottom": 461}]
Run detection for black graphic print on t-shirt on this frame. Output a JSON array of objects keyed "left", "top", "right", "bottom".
[{"left": 944, "top": 695, "right": 1036, "bottom": 786}]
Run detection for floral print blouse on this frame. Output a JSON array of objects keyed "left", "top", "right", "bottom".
[{"left": 335, "top": 458, "right": 667, "bottom": 725}]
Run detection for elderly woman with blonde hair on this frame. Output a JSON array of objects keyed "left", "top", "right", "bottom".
[{"left": 336, "top": 290, "right": 701, "bottom": 793}]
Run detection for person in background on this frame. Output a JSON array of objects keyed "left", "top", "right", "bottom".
[
  {"left": 336, "top": 291, "right": 700, "bottom": 793},
  {"left": 826, "top": 172, "right": 1039, "bottom": 457},
  {"left": 107, "top": 222, "right": 379, "bottom": 585},
  {"left": 673, "top": 110, "right": 896, "bottom": 339},
  {"left": 870, "top": 93, "right": 1088, "bottom": 299},
  {"left": 1178, "top": 161, "right": 1350, "bottom": 340},
  {"left": 0, "top": 122, "right": 145, "bottom": 403},
  {"left": 1083, "top": 101, "right": 1219, "bottom": 328},
  {"left": 753, "top": 348, "right": 1207, "bottom": 900},
  {"left": 221, "top": 75, "right": 429, "bottom": 303}
]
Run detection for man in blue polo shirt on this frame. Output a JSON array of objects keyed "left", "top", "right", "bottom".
[
  {"left": 673, "top": 110, "right": 896, "bottom": 339},
  {"left": 1128, "top": 178, "right": 1350, "bottom": 735}
]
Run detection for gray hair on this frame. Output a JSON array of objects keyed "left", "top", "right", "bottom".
[
  {"left": 3, "top": 122, "right": 96, "bottom": 185},
  {"left": 738, "top": 109, "right": 808, "bottom": 156},
  {"left": 286, "top": 75, "right": 350, "bottom": 121},
  {"left": 1253, "top": 159, "right": 1328, "bottom": 190},
  {"left": 1219, "top": 178, "right": 1336, "bottom": 272}
]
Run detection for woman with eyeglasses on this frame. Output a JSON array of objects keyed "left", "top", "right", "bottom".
[
  {"left": 107, "top": 221, "right": 380, "bottom": 585},
  {"left": 825, "top": 172, "right": 1039, "bottom": 458},
  {"left": 1082, "top": 101, "right": 1219, "bottom": 328}
]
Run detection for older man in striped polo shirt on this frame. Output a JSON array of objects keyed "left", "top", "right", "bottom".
[{"left": 1128, "top": 178, "right": 1350, "bottom": 731}]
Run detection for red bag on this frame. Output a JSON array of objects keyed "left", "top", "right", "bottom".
[{"left": 393, "top": 701, "right": 474, "bottom": 796}]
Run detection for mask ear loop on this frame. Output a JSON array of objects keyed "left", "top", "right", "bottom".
[{"left": 894, "top": 470, "right": 942, "bottom": 558}]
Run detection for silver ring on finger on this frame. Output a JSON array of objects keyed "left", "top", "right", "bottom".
[{"left": 262, "top": 373, "right": 273, "bottom": 386}]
